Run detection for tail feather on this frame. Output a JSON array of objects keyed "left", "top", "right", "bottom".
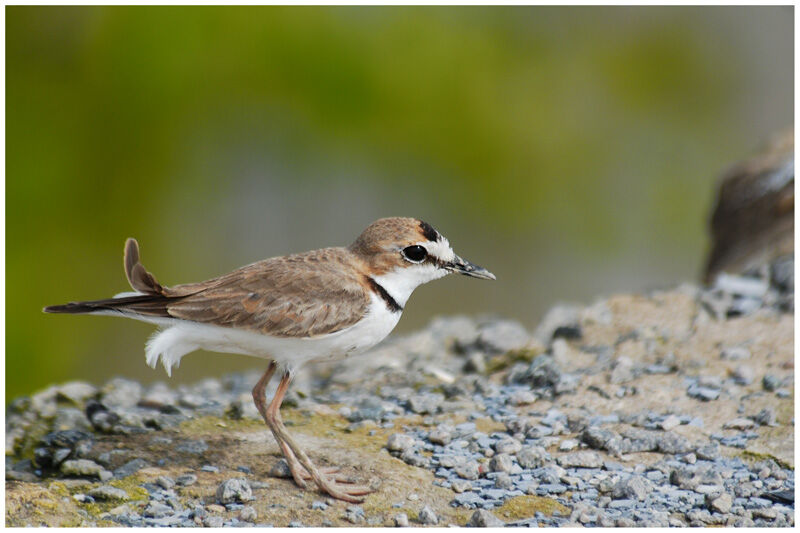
[
  {"left": 124, "top": 238, "right": 164, "bottom": 295},
  {"left": 44, "top": 294, "right": 173, "bottom": 317}
]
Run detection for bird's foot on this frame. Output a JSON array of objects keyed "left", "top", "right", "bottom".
[{"left": 286, "top": 458, "right": 374, "bottom": 502}]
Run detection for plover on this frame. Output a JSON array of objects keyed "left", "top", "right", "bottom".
[{"left": 45, "top": 217, "right": 495, "bottom": 502}]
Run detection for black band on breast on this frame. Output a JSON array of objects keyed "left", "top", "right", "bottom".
[{"left": 366, "top": 277, "right": 403, "bottom": 313}]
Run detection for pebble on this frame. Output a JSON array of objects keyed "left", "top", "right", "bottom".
[
  {"left": 387, "top": 433, "right": 415, "bottom": 453},
  {"left": 721, "top": 346, "right": 751, "bottom": 360},
  {"left": 494, "top": 436, "right": 522, "bottom": 454},
  {"left": 517, "top": 446, "right": 548, "bottom": 469},
  {"left": 217, "top": 478, "right": 254, "bottom": 504},
  {"left": 203, "top": 516, "right": 224, "bottom": 528},
  {"left": 724, "top": 418, "right": 755, "bottom": 430},
  {"left": 762, "top": 375, "right": 781, "bottom": 392},
  {"left": 144, "top": 502, "right": 173, "bottom": 518},
  {"left": 344, "top": 505, "right": 365, "bottom": 524},
  {"left": 468, "top": 509, "right": 505, "bottom": 527},
  {"left": 559, "top": 439, "right": 579, "bottom": 451},
  {"left": 428, "top": 425, "right": 454, "bottom": 445},
  {"left": 709, "top": 493, "right": 733, "bottom": 514},
  {"left": 613, "top": 476, "right": 650, "bottom": 501},
  {"left": 660, "top": 415, "right": 681, "bottom": 431},
  {"left": 239, "top": 506, "right": 257, "bottom": 522},
  {"left": 393, "top": 512, "right": 409, "bottom": 527},
  {"left": 557, "top": 451, "right": 603, "bottom": 469},
  {"left": 61, "top": 459, "right": 112, "bottom": 481},
  {"left": 687, "top": 383, "right": 720, "bottom": 401},
  {"left": 113, "top": 459, "right": 148, "bottom": 479},
  {"left": 418, "top": 505, "right": 438, "bottom": 525},
  {"left": 455, "top": 461, "right": 481, "bottom": 480},
  {"left": 407, "top": 393, "right": 444, "bottom": 415},
  {"left": 752, "top": 408, "right": 776, "bottom": 426},
  {"left": 489, "top": 454, "right": 513, "bottom": 473},
  {"left": 88, "top": 485, "right": 129, "bottom": 501},
  {"left": 731, "top": 365, "right": 754, "bottom": 385},
  {"left": 175, "top": 473, "right": 197, "bottom": 486}
]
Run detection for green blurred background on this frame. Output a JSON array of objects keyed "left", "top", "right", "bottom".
[{"left": 7, "top": 6, "right": 793, "bottom": 400}]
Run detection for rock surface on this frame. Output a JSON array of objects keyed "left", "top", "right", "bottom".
[{"left": 5, "top": 273, "right": 794, "bottom": 527}]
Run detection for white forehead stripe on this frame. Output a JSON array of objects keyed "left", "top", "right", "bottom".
[{"left": 421, "top": 237, "right": 455, "bottom": 263}]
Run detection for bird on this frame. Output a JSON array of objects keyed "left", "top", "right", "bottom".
[{"left": 44, "top": 217, "right": 495, "bottom": 502}]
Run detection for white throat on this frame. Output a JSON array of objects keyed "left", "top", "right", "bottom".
[{"left": 372, "top": 263, "right": 449, "bottom": 308}]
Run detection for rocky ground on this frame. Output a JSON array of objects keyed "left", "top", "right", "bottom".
[{"left": 6, "top": 256, "right": 795, "bottom": 527}]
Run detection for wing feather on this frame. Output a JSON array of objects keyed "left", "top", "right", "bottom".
[{"left": 164, "top": 248, "right": 371, "bottom": 337}]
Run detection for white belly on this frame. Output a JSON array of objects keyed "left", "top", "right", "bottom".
[{"left": 143, "top": 293, "right": 402, "bottom": 376}]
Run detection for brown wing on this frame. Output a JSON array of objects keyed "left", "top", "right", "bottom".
[{"left": 164, "top": 247, "right": 371, "bottom": 337}]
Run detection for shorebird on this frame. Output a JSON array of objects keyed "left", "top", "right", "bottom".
[{"left": 45, "top": 217, "right": 495, "bottom": 502}]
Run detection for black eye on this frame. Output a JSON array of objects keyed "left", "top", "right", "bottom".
[{"left": 402, "top": 245, "right": 428, "bottom": 263}]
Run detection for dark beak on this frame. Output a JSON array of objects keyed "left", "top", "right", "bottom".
[{"left": 444, "top": 255, "right": 496, "bottom": 280}]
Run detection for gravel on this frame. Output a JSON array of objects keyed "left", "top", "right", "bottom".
[{"left": 6, "top": 273, "right": 794, "bottom": 528}]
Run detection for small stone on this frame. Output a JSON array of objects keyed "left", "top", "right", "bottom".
[
  {"left": 489, "top": 454, "right": 513, "bottom": 473},
  {"left": 468, "top": 509, "right": 505, "bottom": 527},
  {"left": 60, "top": 459, "right": 111, "bottom": 480},
  {"left": 387, "top": 433, "right": 415, "bottom": 453},
  {"left": 393, "top": 512, "right": 409, "bottom": 527},
  {"left": 494, "top": 437, "right": 522, "bottom": 455},
  {"left": 176, "top": 473, "right": 198, "bottom": 486},
  {"left": 239, "top": 506, "right": 257, "bottom": 522},
  {"left": 762, "top": 374, "right": 781, "bottom": 392},
  {"left": 709, "top": 493, "right": 733, "bottom": 514},
  {"left": 752, "top": 508, "right": 778, "bottom": 520},
  {"left": 688, "top": 383, "right": 720, "bottom": 401},
  {"left": 557, "top": 451, "right": 603, "bottom": 469},
  {"left": 613, "top": 476, "right": 650, "bottom": 501},
  {"left": 156, "top": 476, "right": 175, "bottom": 490},
  {"left": 517, "top": 446, "right": 548, "bottom": 469},
  {"left": 609, "top": 356, "right": 635, "bottom": 384},
  {"left": 509, "top": 390, "right": 537, "bottom": 406},
  {"left": 269, "top": 459, "right": 292, "bottom": 478},
  {"left": 463, "top": 352, "right": 487, "bottom": 374},
  {"left": 428, "top": 425, "right": 454, "bottom": 445},
  {"left": 696, "top": 442, "right": 720, "bottom": 461},
  {"left": 144, "top": 501, "right": 173, "bottom": 518},
  {"left": 407, "top": 393, "right": 444, "bottom": 415},
  {"left": 495, "top": 472, "right": 513, "bottom": 489},
  {"left": 201, "top": 464, "right": 219, "bottom": 473},
  {"left": 311, "top": 500, "right": 328, "bottom": 511},
  {"left": 101, "top": 378, "right": 143, "bottom": 408},
  {"left": 451, "top": 480, "right": 472, "bottom": 493},
  {"left": 216, "top": 478, "right": 254, "bottom": 504},
  {"left": 752, "top": 408, "right": 776, "bottom": 426},
  {"left": 731, "top": 365, "right": 755, "bottom": 386},
  {"left": 88, "top": 485, "right": 129, "bottom": 501},
  {"left": 113, "top": 458, "right": 148, "bottom": 478},
  {"left": 721, "top": 346, "right": 751, "bottom": 360},
  {"left": 724, "top": 418, "right": 755, "bottom": 430},
  {"left": 657, "top": 432, "right": 693, "bottom": 454},
  {"left": 57, "top": 381, "right": 98, "bottom": 404},
  {"left": 206, "top": 504, "right": 225, "bottom": 513},
  {"left": 203, "top": 516, "right": 224, "bottom": 528},
  {"left": 418, "top": 506, "right": 438, "bottom": 525},
  {"left": 455, "top": 461, "right": 481, "bottom": 480},
  {"left": 176, "top": 439, "right": 208, "bottom": 454},
  {"left": 660, "top": 415, "right": 681, "bottom": 431},
  {"left": 344, "top": 505, "right": 365, "bottom": 524},
  {"left": 559, "top": 439, "right": 579, "bottom": 451}
]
